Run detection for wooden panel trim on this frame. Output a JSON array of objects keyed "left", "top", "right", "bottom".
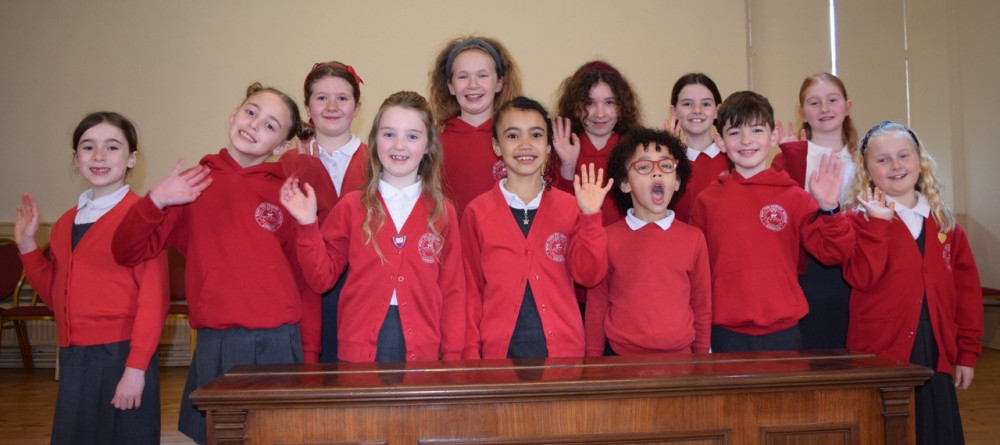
[
  {"left": 207, "top": 408, "right": 248, "bottom": 445},
  {"left": 880, "top": 386, "right": 915, "bottom": 445},
  {"left": 418, "top": 429, "right": 729, "bottom": 444},
  {"left": 759, "top": 422, "right": 858, "bottom": 444}
]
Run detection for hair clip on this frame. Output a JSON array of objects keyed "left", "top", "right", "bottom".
[{"left": 310, "top": 62, "right": 364, "bottom": 85}]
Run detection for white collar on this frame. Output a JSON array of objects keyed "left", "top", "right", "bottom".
[
  {"left": 313, "top": 134, "right": 361, "bottom": 159},
  {"left": 686, "top": 142, "right": 721, "bottom": 162},
  {"left": 378, "top": 177, "right": 422, "bottom": 201},
  {"left": 888, "top": 192, "right": 930, "bottom": 239},
  {"left": 499, "top": 178, "right": 543, "bottom": 210},
  {"left": 75, "top": 185, "right": 130, "bottom": 224},
  {"left": 806, "top": 140, "right": 851, "bottom": 160},
  {"left": 625, "top": 207, "right": 675, "bottom": 231}
]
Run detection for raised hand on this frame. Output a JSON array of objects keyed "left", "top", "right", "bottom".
[
  {"left": 856, "top": 187, "right": 895, "bottom": 221},
  {"left": 808, "top": 153, "right": 844, "bottom": 211},
  {"left": 775, "top": 120, "right": 805, "bottom": 145},
  {"left": 149, "top": 159, "right": 213, "bottom": 209},
  {"left": 111, "top": 367, "right": 145, "bottom": 410},
  {"left": 662, "top": 112, "right": 688, "bottom": 146},
  {"left": 573, "top": 162, "right": 613, "bottom": 215},
  {"left": 279, "top": 177, "right": 318, "bottom": 225},
  {"left": 553, "top": 116, "right": 581, "bottom": 180},
  {"left": 14, "top": 192, "right": 40, "bottom": 253}
]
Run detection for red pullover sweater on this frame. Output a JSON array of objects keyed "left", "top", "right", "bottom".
[
  {"left": 672, "top": 153, "right": 730, "bottom": 223},
  {"left": 843, "top": 214, "right": 983, "bottom": 374},
  {"left": 462, "top": 184, "right": 608, "bottom": 359},
  {"left": 112, "top": 149, "right": 322, "bottom": 361},
  {"left": 440, "top": 117, "right": 505, "bottom": 217},
  {"left": 689, "top": 168, "right": 855, "bottom": 335},
  {"left": 585, "top": 219, "right": 712, "bottom": 355},
  {"left": 295, "top": 191, "right": 465, "bottom": 362},
  {"left": 21, "top": 191, "right": 169, "bottom": 370}
]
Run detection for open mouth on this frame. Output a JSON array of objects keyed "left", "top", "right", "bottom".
[
  {"left": 737, "top": 147, "right": 759, "bottom": 157},
  {"left": 888, "top": 172, "right": 907, "bottom": 180},
  {"left": 89, "top": 167, "right": 111, "bottom": 175},
  {"left": 651, "top": 183, "right": 665, "bottom": 205},
  {"left": 514, "top": 155, "right": 537, "bottom": 163},
  {"left": 389, "top": 154, "right": 410, "bottom": 162}
]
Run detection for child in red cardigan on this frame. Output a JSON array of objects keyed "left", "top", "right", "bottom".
[
  {"left": 16, "top": 112, "right": 168, "bottom": 444},
  {"left": 690, "top": 91, "right": 855, "bottom": 352},
  {"left": 462, "top": 96, "right": 611, "bottom": 360},
  {"left": 282, "top": 91, "right": 465, "bottom": 363},
  {"left": 586, "top": 127, "right": 711, "bottom": 356},
  {"left": 843, "top": 121, "right": 982, "bottom": 444},
  {"left": 429, "top": 36, "right": 523, "bottom": 216}
]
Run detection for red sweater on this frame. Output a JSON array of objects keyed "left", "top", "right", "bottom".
[
  {"left": 462, "top": 184, "right": 608, "bottom": 359},
  {"left": 112, "top": 149, "right": 320, "bottom": 360},
  {"left": 689, "top": 168, "right": 855, "bottom": 335},
  {"left": 440, "top": 117, "right": 505, "bottom": 218},
  {"left": 672, "top": 153, "right": 730, "bottom": 223},
  {"left": 843, "top": 214, "right": 983, "bottom": 374},
  {"left": 586, "top": 219, "right": 711, "bottom": 356},
  {"left": 22, "top": 191, "right": 169, "bottom": 370},
  {"left": 299, "top": 138, "right": 369, "bottom": 203},
  {"left": 553, "top": 132, "right": 622, "bottom": 226},
  {"left": 295, "top": 191, "right": 465, "bottom": 362},
  {"left": 771, "top": 141, "right": 809, "bottom": 186}
]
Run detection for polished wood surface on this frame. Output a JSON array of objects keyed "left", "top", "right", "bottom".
[
  {"left": 3, "top": 348, "right": 1000, "bottom": 444},
  {"left": 192, "top": 351, "right": 930, "bottom": 445}
]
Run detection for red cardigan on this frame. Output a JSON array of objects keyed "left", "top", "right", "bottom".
[
  {"left": 690, "top": 168, "right": 855, "bottom": 335},
  {"left": 553, "top": 132, "right": 622, "bottom": 226},
  {"left": 585, "top": 219, "right": 712, "bottom": 356},
  {"left": 112, "top": 149, "right": 321, "bottom": 361},
  {"left": 440, "top": 117, "right": 505, "bottom": 218},
  {"left": 22, "top": 191, "right": 169, "bottom": 370},
  {"left": 462, "top": 184, "right": 608, "bottom": 359},
  {"left": 295, "top": 191, "right": 465, "bottom": 362},
  {"left": 672, "top": 153, "right": 730, "bottom": 223},
  {"left": 843, "top": 214, "right": 983, "bottom": 374}
]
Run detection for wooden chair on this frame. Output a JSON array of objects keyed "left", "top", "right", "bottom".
[
  {"left": 0, "top": 239, "right": 54, "bottom": 369},
  {"left": 166, "top": 248, "right": 195, "bottom": 358}
]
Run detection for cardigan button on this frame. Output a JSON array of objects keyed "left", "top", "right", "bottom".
[
  {"left": 907, "top": 331, "right": 915, "bottom": 338},
  {"left": 409, "top": 354, "right": 416, "bottom": 360},
  {"left": 406, "top": 328, "right": 413, "bottom": 335},
  {"left": 398, "top": 276, "right": 405, "bottom": 282}
]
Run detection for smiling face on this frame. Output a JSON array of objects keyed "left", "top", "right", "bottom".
[
  {"left": 228, "top": 91, "right": 293, "bottom": 167},
  {"left": 865, "top": 132, "right": 921, "bottom": 206},
  {"left": 619, "top": 143, "right": 679, "bottom": 222},
  {"left": 375, "top": 106, "right": 429, "bottom": 188},
  {"left": 306, "top": 75, "right": 359, "bottom": 141},
  {"left": 447, "top": 49, "right": 503, "bottom": 123},
  {"left": 671, "top": 84, "right": 718, "bottom": 138},
  {"left": 492, "top": 108, "right": 551, "bottom": 181},
  {"left": 582, "top": 81, "right": 618, "bottom": 140},
  {"left": 800, "top": 80, "right": 851, "bottom": 138},
  {"left": 720, "top": 121, "right": 775, "bottom": 178},
  {"left": 73, "top": 122, "right": 136, "bottom": 198}
]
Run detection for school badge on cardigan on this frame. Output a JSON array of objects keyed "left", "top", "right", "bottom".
[{"left": 393, "top": 235, "right": 406, "bottom": 248}]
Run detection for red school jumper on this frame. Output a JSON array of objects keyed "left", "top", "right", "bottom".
[
  {"left": 294, "top": 191, "right": 465, "bottom": 362},
  {"left": 21, "top": 191, "right": 169, "bottom": 370},
  {"left": 585, "top": 219, "right": 712, "bottom": 356},
  {"left": 440, "top": 117, "right": 506, "bottom": 217},
  {"left": 462, "top": 184, "right": 608, "bottom": 359},
  {"left": 689, "top": 168, "right": 854, "bottom": 335},
  {"left": 553, "top": 132, "right": 622, "bottom": 226},
  {"left": 672, "top": 149, "right": 730, "bottom": 224},
  {"left": 298, "top": 137, "right": 370, "bottom": 204},
  {"left": 112, "top": 149, "right": 321, "bottom": 360},
  {"left": 843, "top": 214, "right": 983, "bottom": 374}
]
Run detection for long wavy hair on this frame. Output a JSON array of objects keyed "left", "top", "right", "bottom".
[
  {"left": 846, "top": 121, "right": 954, "bottom": 232},
  {"left": 361, "top": 91, "right": 448, "bottom": 261},
  {"left": 555, "top": 60, "right": 640, "bottom": 137},
  {"left": 428, "top": 35, "right": 522, "bottom": 130}
]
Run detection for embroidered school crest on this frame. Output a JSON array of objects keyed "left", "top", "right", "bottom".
[
  {"left": 417, "top": 232, "right": 443, "bottom": 264},
  {"left": 759, "top": 204, "right": 788, "bottom": 232},
  {"left": 255, "top": 202, "right": 283, "bottom": 232},
  {"left": 492, "top": 159, "right": 508, "bottom": 180},
  {"left": 942, "top": 244, "right": 953, "bottom": 271},
  {"left": 545, "top": 232, "right": 568, "bottom": 262}
]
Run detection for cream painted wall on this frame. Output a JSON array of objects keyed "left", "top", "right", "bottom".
[{"left": 0, "top": 0, "right": 747, "bottom": 222}]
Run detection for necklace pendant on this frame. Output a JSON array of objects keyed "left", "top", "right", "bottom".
[{"left": 522, "top": 217, "right": 529, "bottom": 225}]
